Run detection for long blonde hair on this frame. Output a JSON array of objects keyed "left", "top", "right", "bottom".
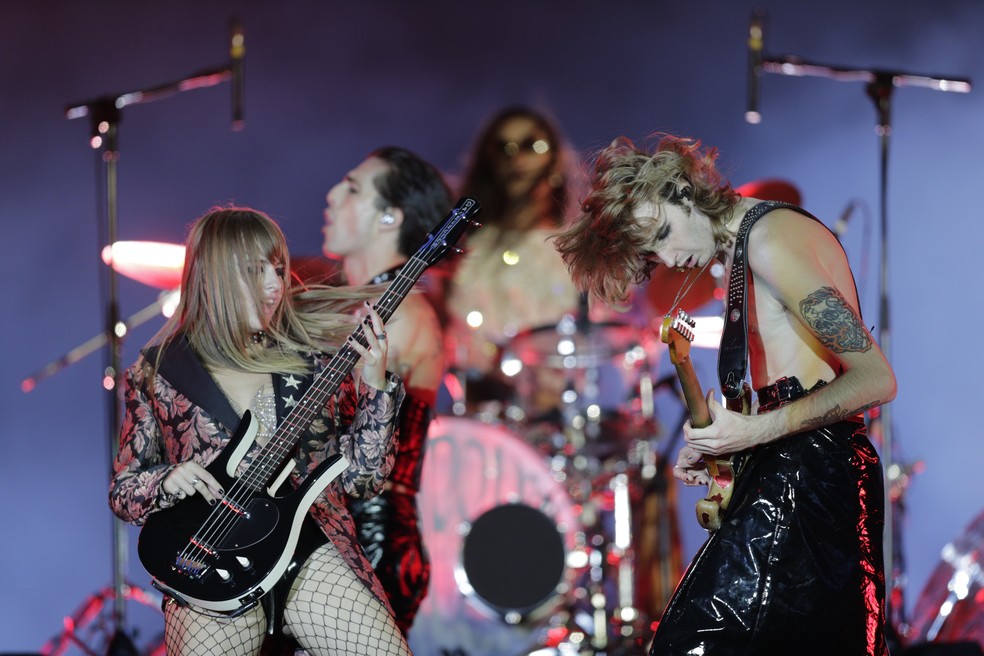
[{"left": 152, "top": 207, "right": 370, "bottom": 374}]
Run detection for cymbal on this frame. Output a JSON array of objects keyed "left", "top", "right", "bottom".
[
  {"left": 102, "top": 241, "right": 184, "bottom": 289},
  {"left": 735, "top": 178, "right": 802, "bottom": 206},
  {"left": 103, "top": 242, "right": 347, "bottom": 290},
  {"left": 644, "top": 178, "right": 801, "bottom": 315},
  {"left": 503, "top": 316, "right": 641, "bottom": 369}
]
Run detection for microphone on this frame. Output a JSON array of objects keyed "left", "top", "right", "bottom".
[
  {"left": 230, "top": 19, "right": 245, "bottom": 131},
  {"left": 745, "top": 11, "right": 764, "bottom": 124},
  {"left": 833, "top": 201, "right": 856, "bottom": 239}
]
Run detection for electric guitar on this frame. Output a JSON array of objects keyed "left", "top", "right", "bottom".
[
  {"left": 138, "top": 197, "right": 481, "bottom": 614},
  {"left": 660, "top": 309, "right": 747, "bottom": 532}
]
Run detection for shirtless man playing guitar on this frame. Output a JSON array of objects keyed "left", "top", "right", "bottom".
[{"left": 555, "top": 134, "right": 896, "bottom": 656}]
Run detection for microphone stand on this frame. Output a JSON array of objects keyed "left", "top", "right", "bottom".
[
  {"left": 64, "top": 58, "right": 235, "bottom": 656},
  {"left": 21, "top": 291, "right": 179, "bottom": 393},
  {"left": 754, "top": 51, "right": 970, "bottom": 645}
]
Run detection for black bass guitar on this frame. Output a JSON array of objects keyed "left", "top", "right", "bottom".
[{"left": 138, "top": 197, "right": 481, "bottom": 614}]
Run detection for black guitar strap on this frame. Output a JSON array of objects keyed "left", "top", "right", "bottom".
[
  {"left": 718, "top": 201, "right": 795, "bottom": 398},
  {"left": 718, "top": 200, "right": 853, "bottom": 399},
  {"left": 144, "top": 335, "right": 242, "bottom": 431},
  {"left": 718, "top": 199, "right": 864, "bottom": 402}
]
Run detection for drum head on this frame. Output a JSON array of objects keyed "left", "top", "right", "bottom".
[
  {"left": 410, "top": 417, "right": 580, "bottom": 655},
  {"left": 460, "top": 503, "right": 566, "bottom": 618}
]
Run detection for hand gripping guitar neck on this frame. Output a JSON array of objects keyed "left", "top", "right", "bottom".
[
  {"left": 660, "top": 310, "right": 748, "bottom": 532},
  {"left": 137, "top": 198, "right": 481, "bottom": 614}
]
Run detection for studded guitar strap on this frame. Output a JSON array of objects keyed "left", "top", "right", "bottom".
[{"left": 718, "top": 201, "right": 793, "bottom": 399}]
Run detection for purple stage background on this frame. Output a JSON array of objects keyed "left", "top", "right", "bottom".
[{"left": 2, "top": 1, "right": 982, "bottom": 651}]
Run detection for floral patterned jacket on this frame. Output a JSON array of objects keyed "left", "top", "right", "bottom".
[{"left": 108, "top": 335, "right": 404, "bottom": 606}]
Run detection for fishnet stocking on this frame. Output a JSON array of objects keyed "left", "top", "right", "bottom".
[
  {"left": 162, "top": 543, "right": 410, "bottom": 656},
  {"left": 163, "top": 596, "right": 266, "bottom": 656},
  {"left": 283, "top": 543, "right": 411, "bottom": 656}
]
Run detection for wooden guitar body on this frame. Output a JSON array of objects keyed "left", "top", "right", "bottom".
[{"left": 660, "top": 310, "right": 749, "bottom": 533}]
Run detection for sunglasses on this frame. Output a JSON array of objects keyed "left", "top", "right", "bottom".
[{"left": 496, "top": 137, "right": 551, "bottom": 157}]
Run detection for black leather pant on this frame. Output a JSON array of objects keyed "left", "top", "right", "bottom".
[
  {"left": 649, "top": 379, "right": 888, "bottom": 655},
  {"left": 350, "top": 491, "right": 431, "bottom": 635}
]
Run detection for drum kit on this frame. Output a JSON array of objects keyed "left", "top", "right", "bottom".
[
  {"left": 411, "top": 296, "right": 727, "bottom": 654},
  {"left": 907, "top": 508, "right": 984, "bottom": 647}
]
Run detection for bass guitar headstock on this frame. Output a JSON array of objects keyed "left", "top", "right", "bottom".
[{"left": 417, "top": 197, "right": 482, "bottom": 268}]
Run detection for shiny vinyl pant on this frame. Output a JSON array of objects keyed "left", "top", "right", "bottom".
[
  {"left": 349, "top": 491, "right": 430, "bottom": 635},
  {"left": 649, "top": 421, "right": 888, "bottom": 656}
]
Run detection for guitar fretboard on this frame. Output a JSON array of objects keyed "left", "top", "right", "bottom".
[{"left": 241, "top": 254, "right": 429, "bottom": 490}]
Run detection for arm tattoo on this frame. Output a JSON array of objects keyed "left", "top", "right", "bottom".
[
  {"left": 801, "top": 405, "right": 851, "bottom": 430},
  {"left": 798, "top": 286, "right": 871, "bottom": 354},
  {"left": 801, "top": 399, "right": 881, "bottom": 430}
]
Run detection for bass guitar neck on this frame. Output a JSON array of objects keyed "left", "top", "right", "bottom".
[{"left": 137, "top": 197, "right": 482, "bottom": 612}]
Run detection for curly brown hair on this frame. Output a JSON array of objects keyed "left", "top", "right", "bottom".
[{"left": 554, "top": 134, "right": 739, "bottom": 305}]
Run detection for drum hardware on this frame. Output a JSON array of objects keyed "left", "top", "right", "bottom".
[
  {"left": 44, "top": 29, "right": 244, "bottom": 655},
  {"left": 500, "top": 313, "right": 646, "bottom": 433},
  {"left": 532, "top": 328, "right": 684, "bottom": 653},
  {"left": 505, "top": 314, "right": 642, "bottom": 371},
  {"left": 423, "top": 309, "right": 682, "bottom": 653},
  {"left": 439, "top": 368, "right": 469, "bottom": 417},
  {"left": 908, "top": 508, "right": 984, "bottom": 647},
  {"left": 586, "top": 473, "right": 641, "bottom": 652},
  {"left": 533, "top": 464, "right": 654, "bottom": 654},
  {"left": 538, "top": 372, "right": 683, "bottom": 654},
  {"left": 40, "top": 584, "right": 165, "bottom": 656}
]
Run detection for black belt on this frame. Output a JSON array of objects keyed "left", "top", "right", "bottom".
[{"left": 756, "top": 375, "right": 816, "bottom": 412}]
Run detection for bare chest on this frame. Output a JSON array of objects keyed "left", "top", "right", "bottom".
[{"left": 746, "top": 275, "right": 836, "bottom": 389}]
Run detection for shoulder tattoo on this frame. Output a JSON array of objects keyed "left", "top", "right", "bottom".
[{"left": 798, "top": 286, "right": 871, "bottom": 354}]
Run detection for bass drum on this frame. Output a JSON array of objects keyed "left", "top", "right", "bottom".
[
  {"left": 908, "top": 508, "right": 984, "bottom": 647},
  {"left": 409, "top": 417, "right": 580, "bottom": 656}
]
